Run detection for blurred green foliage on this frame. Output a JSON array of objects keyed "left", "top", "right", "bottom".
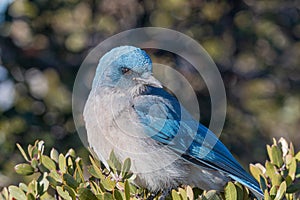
[
  {"left": 1, "top": 138, "right": 299, "bottom": 199},
  {"left": 0, "top": 0, "right": 299, "bottom": 188}
]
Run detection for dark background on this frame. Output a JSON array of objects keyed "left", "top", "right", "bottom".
[{"left": 0, "top": 0, "right": 299, "bottom": 186}]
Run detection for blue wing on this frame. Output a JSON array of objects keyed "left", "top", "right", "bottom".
[{"left": 133, "top": 86, "right": 263, "bottom": 197}]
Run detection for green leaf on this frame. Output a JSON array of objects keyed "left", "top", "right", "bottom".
[
  {"left": 287, "top": 158, "right": 297, "bottom": 180},
  {"left": 67, "top": 157, "right": 74, "bottom": 172},
  {"left": 14, "top": 163, "right": 35, "bottom": 176},
  {"left": 27, "top": 144, "right": 34, "bottom": 159},
  {"left": 48, "top": 170, "right": 62, "bottom": 182},
  {"left": 31, "top": 147, "right": 39, "bottom": 159},
  {"left": 63, "top": 174, "right": 79, "bottom": 189},
  {"left": 124, "top": 180, "right": 130, "bottom": 200},
  {"left": 274, "top": 181, "right": 286, "bottom": 200},
  {"left": 46, "top": 175, "right": 59, "bottom": 187},
  {"left": 67, "top": 149, "right": 76, "bottom": 158},
  {"left": 56, "top": 186, "right": 72, "bottom": 200},
  {"left": 16, "top": 143, "right": 29, "bottom": 161},
  {"left": 89, "top": 156, "right": 104, "bottom": 179},
  {"left": 50, "top": 148, "right": 59, "bottom": 163},
  {"left": 27, "top": 180, "right": 37, "bottom": 195},
  {"left": 8, "top": 186, "right": 26, "bottom": 200},
  {"left": 88, "top": 165, "right": 104, "bottom": 179},
  {"left": 18, "top": 183, "right": 28, "bottom": 193},
  {"left": 225, "top": 182, "right": 237, "bottom": 200},
  {"left": 128, "top": 183, "right": 137, "bottom": 194},
  {"left": 103, "top": 192, "right": 114, "bottom": 200},
  {"left": 249, "top": 164, "right": 263, "bottom": 182},
  {"left": 90, "top": 181, "right": 101, "bottom": 194},
  {"left": 171, "top": 190, "right": 181, "bottom": 200},
  {"left": 59, "top": 154, "right": 67, "bottom": 173},
  {"left": 41, "top": 155, "right": 56, "bottom": 171},
  {"left": 285, "top": 175, "right": 293, "bottom": 187},
  {"left": 113, "top": 189, "right": 124, "bottom": 200},
  {"left": 75, "top": 158, "right": 85, "bottom": 182},
  {"left": 101, "top": 178, "right": 115, "bottom": 191},
  {"left": 63, "top": 185, "right": 76, "bottom": 200},
  {"left": 122, "top": 158, "right": 131, "bottom": 177},
  {"left": 266, "top": 161, "right": 282, "bottom": 186},
  {"left": 1, "top": 187, "right": 8, "bottom": 199},
  {"left": 259, "top": 175, "right": 267, "bottom": 192},
  {"left": 295, "top": 151, "right": 300, "bottom": 161},
  {"left": 271, "top": 145, "right": 284, "bottom": 167},
  {"left": 264, "top": 190, "right": 272, "bottom": 200},
  {"left": 234, "top": 183, "right": 244, "bottom": 200},
  {"left": 31, "top": 158, "right": 38, "bottom": 168},
  {"left": 285, "top": 154, "right": 293, "bottom": 166},
  {"left": 108, "top": 150, "right": 122, "bottom": 174},
  {"left": 178, "top": 188, "right": 187, "bottom": 200},
  {"left": 26, "top": 193, "right": 35, "bottom": 200},
  {"left": 270, "top": 185, "right": 277, "bottom": 197},
  {"left": 267, "top": 145, "right": 273, "bottom": 163}
]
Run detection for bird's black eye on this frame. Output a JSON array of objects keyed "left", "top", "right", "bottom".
[{"left": 121, "top": 67, "right": 131, "bottom": 75}]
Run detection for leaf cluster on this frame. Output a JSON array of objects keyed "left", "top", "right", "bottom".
[
  {"left": 0, "top": 138, "right": 299, "bottom": 200},
  {"left": 250, "top": 138, "right": 300, "bottom": 200}
]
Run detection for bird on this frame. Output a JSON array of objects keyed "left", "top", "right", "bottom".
[{"left": 83, "top": 46, "right": 263, "bottom": 199}]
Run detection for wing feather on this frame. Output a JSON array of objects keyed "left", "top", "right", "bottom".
[{"left": 133, "top": 86, "right": 263, "bottom": 197}]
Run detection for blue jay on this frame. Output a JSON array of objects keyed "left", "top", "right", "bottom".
[{"left": 83, "top": 46, "right": 263, "bottom": 199}]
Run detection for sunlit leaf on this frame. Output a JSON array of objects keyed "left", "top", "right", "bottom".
[
  {"left": 274, "top": 181, "right": 286, "bottom": 200},
  {"left": 124, "top": 180, "right": 130, "bottom": 200},
  {"left": 249, "top": 164, "right": 263, "bottom": 182},
  {"left": 179, "top": 188, "right": 187, "bottom": 200},
  {"left": 16, "top": 143, "right": 29, "bottom": 161},
  {"left": 59, "top": 154, "right": 67, "bottom": 173},
  {"left": 186, "top": 185, "right": 194, "bottom": 200},
  {"left": 50, "top": 148, "right": 59, "bottom": 163},
  {"left": 264, "top": 190, "right": 272, "bottom": 200},
  {"left": 287, "top": 158, "right": 297, "bottom": 180},
  {"left": 271, "top": 145, "right": 284, "bottom": 167},
  {"left": 15, "top": 163, "right": 35, "bottom": 176},
  {"left": 225, "top": 182, "right": 237, "bottom": 200},
  {"left": 8, "top": 186, "right": 26, "bottom": 200},
  {"left": 101, "top": 178, "right": 115, "bottom": 191},
  {"left": 171, "top": 190, "right": 181, "bottom": 200},
  {"left": 41, "top": 155, "right": 56, "bottom": 171},
  {"left": 56, "top": 186, "right": 72, "bottom": 200}
]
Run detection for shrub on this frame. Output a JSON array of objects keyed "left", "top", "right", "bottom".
[{"left": 0, "top": 138, "right": 299, "bottom": 200}]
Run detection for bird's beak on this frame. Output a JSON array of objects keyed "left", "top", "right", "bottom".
[{"left": 133, "top": 74, "right": 163, "bottom": 88}]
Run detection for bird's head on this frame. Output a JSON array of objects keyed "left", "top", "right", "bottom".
[{"left": 92, "top": 46, "right": 162, "bottom": 93}]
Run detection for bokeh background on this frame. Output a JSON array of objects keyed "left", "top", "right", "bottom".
[{"left": 0, "top": 0, "right": 299, "bottom": 187}]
